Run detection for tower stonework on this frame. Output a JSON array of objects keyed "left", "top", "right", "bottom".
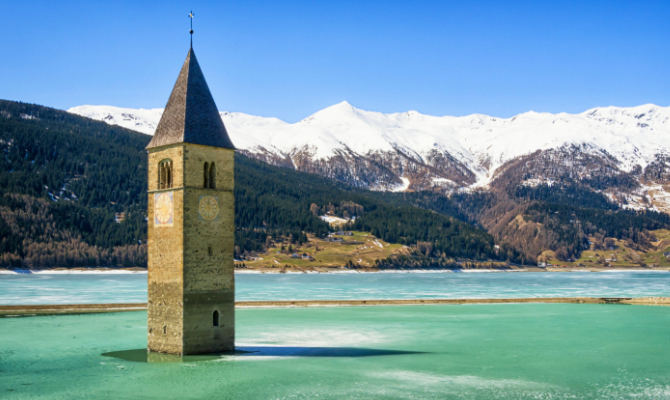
[{"left": 146, "top": 47, "right": 235, "bottom": 355}]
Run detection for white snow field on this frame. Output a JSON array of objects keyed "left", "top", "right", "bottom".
[{"left": 69, "top": 102, "right": 670, "bottom": 188}]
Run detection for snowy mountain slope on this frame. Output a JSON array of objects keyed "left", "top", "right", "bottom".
[
  {"left": 69, "top": 105, "right": 164, "bottom": 135},
  {"left": 68, "top": 102, "right": 670, "bottom": 197}
]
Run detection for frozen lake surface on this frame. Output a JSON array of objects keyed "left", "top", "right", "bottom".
[
  {"left": 1, "top": 270, "right": 670, "bottom": 304},
  {"left": 2, "top": 304, "right": 670, "bottom": 399}
]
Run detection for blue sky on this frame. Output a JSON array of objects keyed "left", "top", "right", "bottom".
[{"left": 2, "top": 0, "right": 669, "bottom": 122}]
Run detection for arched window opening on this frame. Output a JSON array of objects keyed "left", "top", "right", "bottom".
[
  {"left": 163, "top": 326, "right": 167, "bottom": 335},
  {"left": 209, "top": 162, "right": 216, "bottom": 189},
  {"left": 213, "top": 310, "right": 220, "bottom": 327},
  {"left": 158, "top": 160, "right": 173, "bottom": 189},
  {"left": 159, "top": 165, "right": 163, "bottom": 188},
  {"left": 203, "top": 162, "right": 209, "bottom": 188},
  {"left": 208, "top": 246, "right": 212, "bottom": 256}
]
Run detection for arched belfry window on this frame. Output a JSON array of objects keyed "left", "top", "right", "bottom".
[
  {"left": 209, "top": 162, "right": 216, "bottom": 189},
  {"left": 204, "top": 162, "right": 216, "bottom": 189},
  {"left": 158, "top": 160, "right": 173, "bottom": 189},
  {"left": 203, "top": 162, "right": 209, "bottom": 189},
  {"left": 213, "top": 310, "right": 220, "bottom": 327}
]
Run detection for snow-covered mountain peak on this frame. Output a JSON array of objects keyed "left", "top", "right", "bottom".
[
  {"left": 69, "top": 102, "right": 670, "bottom": 191},
  {"left": 582, "top": 104, "right": 670, "bottom": 127},
  {"left": 301, "top": 100, "right": 383, "bottom": 125}
]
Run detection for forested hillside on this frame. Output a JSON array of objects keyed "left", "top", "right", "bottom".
[
  {"left": 0, "top": 100, "right": 522, "bottom": 269},
  {"left": 451, "top": 182, "right": 670, "bottom": 262},
  {"left": 0, "top": 101, "right": 148, "bottom": 268}
]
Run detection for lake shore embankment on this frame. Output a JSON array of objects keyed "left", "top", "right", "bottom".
[{"left": 2, "top": 296, "right": 670, "bottom": 317}]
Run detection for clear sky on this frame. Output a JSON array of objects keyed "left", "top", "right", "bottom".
[{"left": 2, "top": 0, "right": 669, "bottom": 122}]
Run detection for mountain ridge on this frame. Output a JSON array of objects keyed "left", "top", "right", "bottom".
[{"left": 69, "top": 102, "right": 670, "bottom": 212}]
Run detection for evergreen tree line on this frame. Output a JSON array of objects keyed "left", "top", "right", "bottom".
[
  {"left": 512, "top": 182, "right": 618, "bottom": 210},
  {"left": 524, "top": 202, "right": 670, "bottom": 260},
  {"left": 0, "top": 194, "right": 146, "bottom": 268},
  {"left": 0, "top": 100, "right": 148, "bottom": 211},
  {"left": 449, "top": 181, "right": 670, "bottom": 262},
  {"left": 349, "top": 207, "right": 524, "bottom": 262},
  {"left": 0, "top": 101, "right": 150, "bottom": 267},
  {"left": 234, "top": 154, "right": 516, "bottom": 261},
  {"left": 515, "top": 182, "right": 670, "bottom": 260}
]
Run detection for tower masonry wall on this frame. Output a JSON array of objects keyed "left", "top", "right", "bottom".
[
  {"left": 183, "top": 144, "right": 234, "bottom": 191},
  {"left": 183, "top": 145, "right": 235, "bottom": 353},
  {"left": 147, "top": 145, "right": 186, "bottom": 354},
  {"left": 147, "top": 144, "right": 235, "bottom": 355}
]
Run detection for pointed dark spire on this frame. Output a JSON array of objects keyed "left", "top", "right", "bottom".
[{"left": 147, "top": 48, "right": 235, "bottom": 150}]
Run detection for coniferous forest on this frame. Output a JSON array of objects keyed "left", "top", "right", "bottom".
[{"left": 1, "top": 99, "right": 668, "bottom": 269}]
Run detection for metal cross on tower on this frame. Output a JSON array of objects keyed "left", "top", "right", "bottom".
[{"left": 189, "top": 11, "right": 195, "bottom": 47}]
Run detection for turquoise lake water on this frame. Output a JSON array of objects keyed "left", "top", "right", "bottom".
[
  {"left": 2, "top": 304, "right": 670, "bottom": 399},
  {"left": 2, "top": 272, "right": 670, "bottom": 398},
  {"left": 1, "top": 271, "right": 670, "bottom": 305}
]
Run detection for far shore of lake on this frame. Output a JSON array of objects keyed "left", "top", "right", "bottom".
[{"left": 2, "top": 266, "right": 670, "bottom": 275}]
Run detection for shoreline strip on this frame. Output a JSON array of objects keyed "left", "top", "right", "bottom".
[{"left": 2, "top": 297, "right": 669, "bottom": 316}]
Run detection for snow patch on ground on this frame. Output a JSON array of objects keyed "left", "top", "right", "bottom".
[
  {"left": 431, "top": 177, "right": 456, "bottom": 187},
  {"left": 619, "top": 182, "right": 670, "bottom": 213},
  {"left": 392, "top": 177, "right": 411, "bottom": 192},
  {"left": 319, "top": 215, "right": 350, "bottom": 226},
  {"left": 521, "top": 178, "right": 557, "bottom": 187}
]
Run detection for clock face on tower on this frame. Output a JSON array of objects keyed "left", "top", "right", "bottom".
[
  {"left": 199, "top": 195, "right": 219, "bottom": 220},
  {"left": 154, "top": 192, "right": 174, "bottom": 226}
]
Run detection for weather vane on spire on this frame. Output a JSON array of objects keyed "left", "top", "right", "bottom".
[{"left": 189, "top": 11, "right": 195, "bottom": 47}]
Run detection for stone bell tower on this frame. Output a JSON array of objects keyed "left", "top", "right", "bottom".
[{"left": 146, "top": 45, "right": 236, "bottom": 355}]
